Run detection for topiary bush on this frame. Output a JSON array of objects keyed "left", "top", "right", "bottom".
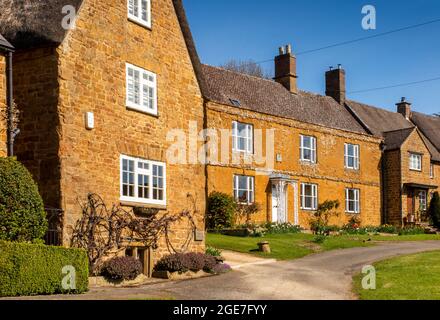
[
  {"left": 429, "top": 192, "right": 440, "bottom": 228},
  {"left": 206, "top": 192, "right": 236, "bottom": 230},
  {"left": 101, "top": 256, "right": 142, "bottom": 281},
  {"left": 0, "top": 157, "right": 47, "bottom": 242},
  {"left": 0, "top": 241, "right": 88, "bottom": 297}
]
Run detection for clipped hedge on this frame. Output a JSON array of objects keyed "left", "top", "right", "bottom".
[{"left": 0, "top": 241, "right": 89, "bottom": 297}]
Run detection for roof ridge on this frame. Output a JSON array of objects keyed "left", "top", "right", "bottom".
[
  {"left": 202, "top": 64, "right": 279, "bottom": 85},
  {"left": 383, "top": 127, "right": 416, "bottom": 134}
]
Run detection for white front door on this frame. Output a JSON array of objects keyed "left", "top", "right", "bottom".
[{"left": 272, "top": 183, "right": 287, "bottom": 223}]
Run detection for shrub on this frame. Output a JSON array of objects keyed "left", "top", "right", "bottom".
[
  {"left": 154, "top": 253, "right": 218, "bottom": 274},
  {"left": 234, "top": 202, "right": 262, "bottom": 225},
  {"left": 0, "top": 157, "right": 47, "bottom": 242},
  {"left": 264, "top": 223, "right": 302, "bottom": 234},
  {"left": 203, "top": 254, "right": 217, "bottom": 272},
  {"left": 206, "top": 192, "right": 236, "bottom": 230},
  {"left": 309, "top": 200, "right": 340, "bottom": 235},
  {"left": 185, "top": 253, "right": 206, "bottom": 272},
  {"left": 376, "top": 224, "right": 398, "bottom": 234},
  {"left": 101, "top": 256, "right": 142, "bottom": 281},
  {"left": 399, "top": 226, "right": 426, "bottom": 236},
  {"left": 206, "top": 246, "right": 222, "bottom": 257},
  {"left": 429, "top": 192, "right": 440, "bottom": 228},
  {"left": 0, "top": 241, "right": 88, "bottom": 297},
  {"left": 313, "top": 234, "right": 327, "bottom": 244},
  {"left": 154, "top": 253, "right": 190, "bottom": 273}
]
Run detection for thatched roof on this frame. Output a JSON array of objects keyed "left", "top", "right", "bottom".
[
  {"left": 0, "top": 0, "right": 208, "bottom": 93},
  {"left": 0, "top": 0, "right": 83, "bottom": 49}
]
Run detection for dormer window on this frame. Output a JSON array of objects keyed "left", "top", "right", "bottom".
[
  {"left": 230, "top": 99, "right": 241, "bottom": 107},
  {"left": 128, "top": 0, "right": 151, "bottom": 28}
]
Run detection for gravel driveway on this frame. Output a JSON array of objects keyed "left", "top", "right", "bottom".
[{"left": 6, "top": 241, "right": 440, "bottom": 300}]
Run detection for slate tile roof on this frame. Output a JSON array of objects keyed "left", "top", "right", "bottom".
[{"left": 202, "top": 64, "right": 368, "bottom": 135}]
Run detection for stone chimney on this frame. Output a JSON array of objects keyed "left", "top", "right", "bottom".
[
  {"left": 274, "top": 44, "right": 298, "bottom": 94},
  {"left": 396, "top": 97, "right": 412, "bottom": 119},
  {"left": 325, "top": 64, "right": 346, "bottom": 105}
]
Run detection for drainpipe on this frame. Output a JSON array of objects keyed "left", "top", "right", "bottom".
[
  {"left": 380, "top": 142, "right": 387, "bottom": 224},
  {"left": 6, "top": 50, "right": 14, "bottom": 157}
]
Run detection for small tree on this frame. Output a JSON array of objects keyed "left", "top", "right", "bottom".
[
  {"left": 234, "top": 202, "right": 262, "bottom": 226},
  {"left": 206, "top": 192, "right": 236, "bottom": 230},
  {"left": 429, "top": 192, "right": 440, "bottom": 228},
  {"left": 220, "top": 59, "right": 272, "bottom": 79},
  {"left": 309, "top": 200, "right": 341, "bottom": 235},
  {"left": 0, "top": 157, "right": 47, "bottom": 242}
]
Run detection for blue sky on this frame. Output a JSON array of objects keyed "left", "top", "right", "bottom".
[{"left": 184, "top": 0, "right": 440, "bottom": 115}]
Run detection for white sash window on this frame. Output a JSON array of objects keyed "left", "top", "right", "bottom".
[
  {"left": 126, "top": 63, "right": 157, "bottom": 115},
  {"left": 121, "top": 155, "right": 166, "bottom": 205},
  {"left": 128, "top": 0, "right": 151, "bottom": 28}
]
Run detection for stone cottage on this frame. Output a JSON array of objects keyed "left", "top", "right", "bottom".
[
  {"left": 0, "top": 0, "right": 207, "bottom": 273},
  {"left": 201, "top": 47, "right": 383, "bottom": 228},
  {"left": 0, "top": 33, "right": 13, "bottom": 157},
  {"left": 348, "top": 98, "right": 440, "bottom": 226}
]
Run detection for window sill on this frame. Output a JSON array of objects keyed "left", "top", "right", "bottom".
[
  {"left": 232, "top": 150, "right": 254, "bottom": 156},
  {"left": 126, "top": 105, "right": 159, "bottom": 118},
  {"left": 301, "top": 208, "right": 317, "bottom": 212},
  {"left": 128, "top": 17, "right": 152, "bottom": 30},
  {"left": 299, "top": 161, "right": 317, "bottom": 166},
  {"left": 344, "top": 167, "right": 360, "bottom": 171},
  {"left": 120, "top": 201, "right": 167, "bottom": 211},
  {"left": 345, "top": 212, "right": 361, "bottom": 215}
]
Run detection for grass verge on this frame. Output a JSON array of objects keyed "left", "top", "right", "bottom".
[
  {"left": 207, "top": 233, "right": 440, "bottom": 261},
  {"left": 353, "top": 250, "right": 440, "bottom": 300}
]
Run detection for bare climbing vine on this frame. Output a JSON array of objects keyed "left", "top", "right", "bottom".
[{"left": 71, "top": 193, "right": 198, "bottom": 274}]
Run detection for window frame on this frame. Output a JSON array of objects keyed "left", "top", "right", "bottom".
[
  {"left": 233, "top": 175, "right": 255, "bottom": 205},
  {"left": 345, "top": 143, "right": 360, "bottom": 170},
  {"left": 300, "top": 183, "right": 318, "bottom": 211},
  {"left": 419, "top": 190, "right": 427, "bottom": 211},
  {"left": 409, "top": 153, "right": 422, "bottom": 171},
  {"left": 430, "top": 163, "right": 435, "bottom": 179},
  {"left": 126, "top": 63, "right": 158, "bottom": 116},
  {"left": 345, "top": 188, "right": 360, "bottom": 214},
  {"left": 300, "top": 135, "right": 317, "bottom": 164},
  {"left": 120, "top": 155, "right": 166, "bottom": 206},
  {"left": 127, "top": 0, "right": 152, "bottom": 29},
  {"left": 232, "top": 121, "right": 254, "bottom": 154}
]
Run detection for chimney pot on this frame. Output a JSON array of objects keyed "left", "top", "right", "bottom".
[
  {"left": 274, "top": 44, "right": 298, "bottom": 94},
  {"left": 396, "top": 98, "right": 412, "bottom": 120},
  {"left": 325, "top": 66, "right": 346, "bottom": 105}
]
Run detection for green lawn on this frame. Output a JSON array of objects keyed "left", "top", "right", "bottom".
[
  {"left": 353, "top": 251, "right": 440, "bottom": 300},
  {"left": 207, "top": 233, "right": 440, "bottom": 261}
]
